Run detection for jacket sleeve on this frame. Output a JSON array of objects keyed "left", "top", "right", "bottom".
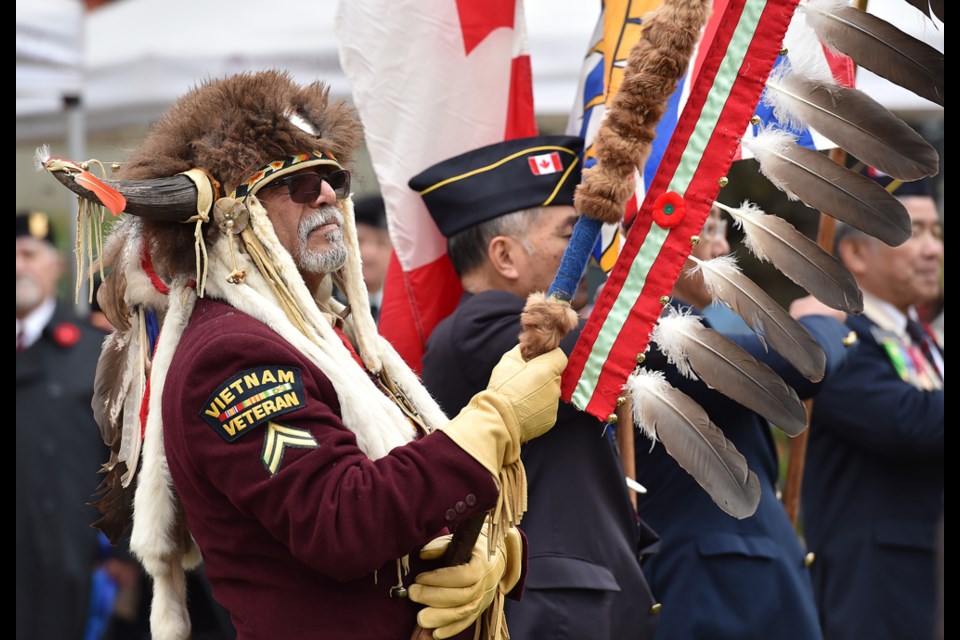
[
  {"left": 714, "top": 314, "right": 851, "bottom": 399},
  {"left": 809, "top": 323, "right": 943, "bottom": 461},
  {"left": 163, "top": 328, "right": 499, "bottom": 581}
]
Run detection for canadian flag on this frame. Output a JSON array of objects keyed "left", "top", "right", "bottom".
[
  {"left": 337, "top": 0, "right": 537, "bottom": 372},
  {"left": 528, "top": 151, "right": 563, "bottom": 175}
]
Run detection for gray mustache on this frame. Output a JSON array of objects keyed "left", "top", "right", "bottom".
[{"left": 299, "top": 206, "right": 344, "bottom": 239}]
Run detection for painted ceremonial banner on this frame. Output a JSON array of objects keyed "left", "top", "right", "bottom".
[{"left": 337, "top": 0, "right": 537, "bottom": 372}]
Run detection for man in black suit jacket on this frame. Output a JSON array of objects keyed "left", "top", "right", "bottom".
[
  {"left": 416, "top": 136, "right": 660, "bottom": 640},
  {"left": 16, "top": 211, "right": 108, "bottom": 640}
]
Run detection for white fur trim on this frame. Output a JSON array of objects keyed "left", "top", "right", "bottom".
[
  {"left": 337, "top": 198, "right": 383, "bottom": 372},
  {"left": 148, "top": 560, "right": 191, "bottom": 640},
  {"left": 130, "top": 282, "right": 198, "bottom": 639}
]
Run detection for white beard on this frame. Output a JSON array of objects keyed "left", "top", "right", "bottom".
[{"left": 16, "top": 275, "right": 44, "bottom": 315}]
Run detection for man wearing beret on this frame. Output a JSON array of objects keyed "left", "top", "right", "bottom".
[
  {"left": 16, "top": 211, "right": 108, "bottom": 640},
  {"left": 416, "top": 135, "right": 660, "bottom": 640},
  {"left": 797, "top": 174, "right": 944, "bottom": 640}
]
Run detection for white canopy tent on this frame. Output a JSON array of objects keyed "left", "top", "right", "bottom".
[
  {"left": 16, "top": 0, "right": 83, "bottom": 119},
  {"left": 17, "top": 0, "right": 943, "bottom": 142}
]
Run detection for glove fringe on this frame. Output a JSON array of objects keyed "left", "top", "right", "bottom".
[
  {"left": 489, "top": 461, "right": 527, "bottom": 557},
  {"left": 480, "top": 588, "right": 510, "bottom": 640}
]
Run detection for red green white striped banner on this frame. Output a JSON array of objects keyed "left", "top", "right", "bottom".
[{"left": 562, "top": 0, "right": 800, "bottom": 420}]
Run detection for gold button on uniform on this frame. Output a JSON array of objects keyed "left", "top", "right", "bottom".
[
  {"left": 804, "top": 552, "right": 816, "bottom": 567},
  {"left": 650, "top": 603, "right": 662, "bottom": 615}
]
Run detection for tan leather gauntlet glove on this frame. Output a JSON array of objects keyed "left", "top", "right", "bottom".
[
  {"left": 410, "top": 525, "right": 523, "bottom": 639},
  {"left": 439, "top": 345, "right": 566, "bottom": 476}
]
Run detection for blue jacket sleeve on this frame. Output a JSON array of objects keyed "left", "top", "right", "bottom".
[{"left": 809, "top": 318, "right": 943, "bottom": 461}]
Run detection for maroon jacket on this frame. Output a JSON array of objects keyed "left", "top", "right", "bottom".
[{"left": 162, "top": 298, "right": 500, "bottom": 639}]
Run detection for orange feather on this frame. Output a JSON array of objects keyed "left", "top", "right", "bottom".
[{"left": 75, "top": 170, "right": 127, "bottom": 215}]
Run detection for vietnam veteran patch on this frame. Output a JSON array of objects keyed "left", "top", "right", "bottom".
[{"left": 201, "top": 366, "right": 306, "bottom": 442}]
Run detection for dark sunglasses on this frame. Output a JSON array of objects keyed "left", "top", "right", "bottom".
[{"left": 262, "top": 169, "right": 351, "bottom": 203}]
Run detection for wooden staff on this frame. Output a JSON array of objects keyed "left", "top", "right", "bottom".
[
  {"left": 781, "top": 169, "right": 840, "bottom": 526},
  {"left": 616, "top": 398, "right": 638, "bottom": 511}
]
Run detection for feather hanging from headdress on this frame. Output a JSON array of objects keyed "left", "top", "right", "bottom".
[
  {"left": 801, "top": 0, "right": 944, "bottom": 106},
  {"left": 693, "top": 255, "right": 825, "bottom": 382},
  {"left": 88, "top": 222, "right": 171, "bottom": 544},
  {"left": 627, "top": 369, "right": 760, "bottom": 519},
  {"left": 763, "top": 64, "right": 939, "bottom": 181},
  {"left": 743, "top": 127, "right": 911, "bottom": 247},
  {"left": 716, "top": 201, "right": 862, "bottom": 313},
  {"left": 653, "top": 307, "right": 808, "bottom": 436},
  {"left": 91, "top": 326, "right": 144, "bottom": 542}
]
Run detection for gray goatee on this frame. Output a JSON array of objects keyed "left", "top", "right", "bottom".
[{"left": 297, "top": 205, "right": 348, "bottom": 274}]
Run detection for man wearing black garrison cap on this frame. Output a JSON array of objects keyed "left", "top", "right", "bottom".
[
  {"left": 353, "top": 195, "right": 392, "bottom": 323},
  {"left": 793, "top": 171, "right": 944, "bottom": 640},
  {"left": 416, "top": 135, "right": 660, "bottom": 640},
  {"left": 16, "top": 210, "right": 110, "bottom": 640}
]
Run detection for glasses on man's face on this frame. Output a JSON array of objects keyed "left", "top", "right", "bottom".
[
  {"left": 263, "top": 169, "right": 351, "bottom": 203},
  {"left": 701, "top": 218, "right": 727, "bottom": 241}
]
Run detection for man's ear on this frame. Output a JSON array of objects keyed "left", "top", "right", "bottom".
[
  {"left": 51, "top": 249, "right": 67, "bottom": 279},
  {"left": 487, "top": 235, "right": 521, "bottom": 281},
  {"left": 838, "top": 238, "right": 871, "bottom": 278}
]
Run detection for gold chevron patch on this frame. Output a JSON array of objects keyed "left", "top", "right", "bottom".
[{"left": 260, "top": 421, "right": 318, "bottom": 476}]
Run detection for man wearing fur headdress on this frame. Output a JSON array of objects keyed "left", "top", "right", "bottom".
[{"left": 51, "top": 71, "right": 565, "bottom": 640}]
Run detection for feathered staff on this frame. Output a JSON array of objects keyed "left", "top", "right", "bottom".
[
  {"left": 415, "top": 0, "right": 715, "bottom": 614},
  {"left": 520, "top": 0, "right": 713, "bottom": 359},
  {"left": 563, "top": 0, "right": 941, "bottom": 522},
  {"left": 560, "top": 0, "right": 811, "bottom": 518}
]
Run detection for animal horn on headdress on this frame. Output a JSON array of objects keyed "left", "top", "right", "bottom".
[
  {"left": 40, "top": 153, "right": 205, "bottom": 222},
  {"left": 801, "top": 0, "right": 944, "bottom": 106}
]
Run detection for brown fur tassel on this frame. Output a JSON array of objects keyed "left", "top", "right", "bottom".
[
  {"left": 575, "top": 0, "right": 712, "bottom": 224},
  {"left": 518, "top": 292, "right": 579, "bottom": 361}
]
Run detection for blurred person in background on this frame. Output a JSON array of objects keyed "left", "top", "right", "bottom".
[
  {"left": 353, "top": 195, "right": 392, "bottom": 323},
  {"left": 635, "top": 205, "right": 850, "bottom": 640},
  {"left": 799, "top": 174, "right": 944, "bottom": 640},
  {"left": 16, "top": 210, "right": 108, "bottom": 640}
]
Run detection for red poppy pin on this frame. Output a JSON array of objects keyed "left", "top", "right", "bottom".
[
  {"left": 53, "top": 322, "right": 81, "bottom": 348},
  {"left": 652, "top": 191, "right": 686, "bottom": 229}
]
